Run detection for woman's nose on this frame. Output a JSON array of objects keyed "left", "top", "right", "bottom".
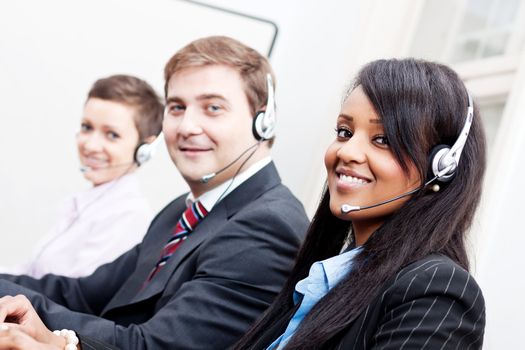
[
  {"left": 80, "top": 133, "right": 104, "bottom": 152},
  {"left": 336, "top": 134, "right": 367, "bottom": 164}
]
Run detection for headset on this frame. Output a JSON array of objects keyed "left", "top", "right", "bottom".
[
  {"left": 201, "top": 73, "right": 276, "bottom": 183},
  {"left": 252, "top": 73, "right": 277, "bottom": 141},
  {"left": 341, "top": 91, "right": 474, "bottom": 214},
  {"left": 80, "top": 132, "right": 164, "bottom": 173},
  {"left": 134, "top": 132, "right": 165, "bottom": 166},
  {"left": 429, "top": 93, "right": 474, "bottom": 182}
]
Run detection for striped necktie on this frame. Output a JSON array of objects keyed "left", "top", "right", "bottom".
[{"left": 146, "top": 201, "right": 208, "bottom": 282}]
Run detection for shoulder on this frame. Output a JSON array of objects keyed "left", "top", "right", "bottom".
[
  {"left": 392, "top": 255, "right": 478, "bottom": 292},
  {"left": 359, "top": 255, "right": 486, "bottom": 349},
  {"left": 245, "top": 183, "right": 306, "bottom": 216},
  {"left": 226, "top": 183, "right": 309, "bottom": 241},
  {"left": 377, "top": 254, "right": 485, "bottom": 338},
  {"left": 381, "top": 254, "right": 483, "bottom": 306}
]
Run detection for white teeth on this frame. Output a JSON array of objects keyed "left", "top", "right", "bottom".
[{"left": 339, "top": 174, "right": 367, "bottom": 185}]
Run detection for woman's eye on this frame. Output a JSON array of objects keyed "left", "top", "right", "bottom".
[
  {"left": 374, "top": 135, "right": 389, "bottom": 146},
  {"left": 335, "top": 127, "right": 353, "bottom": 139},
  {"left": 107, "top": 131, "right": 120, "bottom": 140},
  {"left": 80, "top": 123, "right": 92, "bottom": 132}
]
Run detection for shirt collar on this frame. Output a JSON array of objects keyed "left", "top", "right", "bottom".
[
  {"left": 321, "top": 246, "right": 362, "bottom": 289},
  {"left": 73, "top": 172, "right": 139, "bottom": 212},
  {"left": 185, "top": 156, "right": 272, "bottom": 211}
]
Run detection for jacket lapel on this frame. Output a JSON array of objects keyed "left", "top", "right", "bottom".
[
  {"left": 132, "top": 203, "right": 227, "bottom": 303},
  {"left": 129, "top": 162, "right": 282, "bottom": 305}
]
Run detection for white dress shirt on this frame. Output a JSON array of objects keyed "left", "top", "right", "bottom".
[
  {"left": 0, "top": 173, "right": 153, "bottom": 278},
  {"left": 186, "top": 156, "right": 272, "bottom": 212}
]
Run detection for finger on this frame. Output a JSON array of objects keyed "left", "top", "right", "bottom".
[
  {"left": 0, "top": 323, "right": 23, "bottom": 333},
  {"left": 0, "top": 296, "right": 30, "bottom": 324},
  {"left": 0, "top": 326, "right": 27, "bottom": 350},
  {"left": 0, "top": 296, "right": 15, "bottom": 323}
]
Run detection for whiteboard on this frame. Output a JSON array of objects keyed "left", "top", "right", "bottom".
[{"left": 0, "top": 0, "right": 278, "bottom": 263}]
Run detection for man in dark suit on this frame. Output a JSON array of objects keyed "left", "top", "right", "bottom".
[{"left": 0, "top": 36, "right": 309, "bottom": 350}]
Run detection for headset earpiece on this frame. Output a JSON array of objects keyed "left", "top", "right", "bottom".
[
  {"left": 429, "top": 144, "right": 456, "bottom": 182},
  {"left": 428, "top": 91, "right": 474, "bottom": 183},
  {"left": 252, "top": 74, "right": 276, "bottom": 141},
  {"left": 134, "top": 132, "right": 164, "bottom": 166}
]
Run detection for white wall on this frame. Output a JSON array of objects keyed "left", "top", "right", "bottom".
[
  {"left": 475, "top": 48, "right": 525, "bottom": 349},
  {"left": 0, "top": 0, "right": 365, "bottom": 263}
]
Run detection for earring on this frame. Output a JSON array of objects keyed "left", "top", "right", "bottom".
[{"left": 431, "top": 184, "right": 440, "bottom": 192}]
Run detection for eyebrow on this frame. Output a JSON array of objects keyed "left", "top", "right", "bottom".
[
  {"left": 338, "top": 114, "right": 353, "bottom": 121},
  {"left": 196, "top": 94, "right": 228, "bottom": 102},
  {"left": 338, "top": 114, "right": 383, "bottom": 124},
  {"left": 166, "top": 94, "right": 229, "bottom": 104}
]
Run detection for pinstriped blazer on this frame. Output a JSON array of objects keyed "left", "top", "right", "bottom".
[{"left": 252, "top": 254, "right": 485, "bottom": 349}]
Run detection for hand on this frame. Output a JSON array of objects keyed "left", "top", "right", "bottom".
[
  {"left": 0, "top": 323, "right": 62, "bottom": 350},
  {"left": 0, "top": 295, "right": 62, "bottom": 346}
]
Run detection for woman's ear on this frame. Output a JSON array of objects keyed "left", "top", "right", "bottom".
[{"left": 142, "top": 135, "right": 157, "bottom": 144}]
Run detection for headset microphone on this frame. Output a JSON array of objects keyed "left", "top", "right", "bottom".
[
  {"left": 200, "top": 142, "right": 261, "bottom": 183},
  {"left": 340, "top": 167, "right": 452, "bottom": 214},
  {"left": 341, "top": 187, "right": 420, "bottom": 214}
]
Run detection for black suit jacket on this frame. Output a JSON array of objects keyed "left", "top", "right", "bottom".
[
  {"left": 0, "top": 163, "right": 309, "bottom": 349},
  {"left": 251, "top": 254, "right": 485, "bottom": 349}
]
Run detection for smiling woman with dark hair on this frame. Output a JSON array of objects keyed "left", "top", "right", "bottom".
[{"left": 234, "top": 58, "right": 486, "bottom": 350}]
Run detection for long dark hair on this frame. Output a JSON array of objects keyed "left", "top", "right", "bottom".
[{"left": 234, "top": 58, "right": 486, "bottom": 349}]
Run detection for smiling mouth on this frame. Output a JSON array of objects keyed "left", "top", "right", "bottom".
[
  {"left": 82, "top": 157, "right": 109, "bottom": 168},
  {"left": 338, "top": 173, "right": 371, "bottom": 185},
  {"left": 179, "top": 147, "right": 211, "bottom": 152}
]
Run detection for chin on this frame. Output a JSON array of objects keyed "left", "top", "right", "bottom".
[{"left": 329, "top": 200, "right": 346, "bottom": 220}]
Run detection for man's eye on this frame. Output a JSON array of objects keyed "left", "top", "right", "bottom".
[
  {"left": 335, "top": 127, "right": 353, "bottom": 139},
  {"left": 167, "top": 104, "right": 185, "bottom": 114},
  {"left": 206, "top": 104, "right": 221, "bottom": 113}
]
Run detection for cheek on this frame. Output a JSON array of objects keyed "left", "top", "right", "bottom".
[
  {"left": 162, "top": 121, "right": 178, "bottom": 144},
  {"left": 76, "top": 140, "right": 83, "bottom": 153},
  {"left": 373, "top": 156, "right": 405, "bottom": 180},
  {"left": 106, "top": 141, "right": 135, "bottom": 161},
  {"left": 372, "top": 156, "right": 420, "bottom": 191},
  {"left": 162, "top": 117, "right": 179, "bottom": 134},
  {"left": 76, "top": 135, "right": 85, "bottom": 151},
  {"left": 324, "top": 143, "right": 339, "bottom": 171}
]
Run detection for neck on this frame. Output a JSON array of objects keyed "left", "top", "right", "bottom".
[
  {"left": 352, "top": 219, "right": 384, "bottom": 246},
  {"left": 189, "top": 146, "right": 270, "bottom": 198}
]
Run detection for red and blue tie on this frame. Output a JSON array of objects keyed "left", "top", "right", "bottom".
[{"left": 146, "top": 201, "right": 208, "bottom": 282}]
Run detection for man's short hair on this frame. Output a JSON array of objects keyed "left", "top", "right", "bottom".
[
  {"left": 88, "top": 74, "right": 164, "bottom": 141},
  {"left": 164, "top": 36, "right": 275, "bottom": 122}
]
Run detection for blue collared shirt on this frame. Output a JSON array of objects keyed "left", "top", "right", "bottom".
[{"left": 267, "top": 247, "right": 362, "bottom": 350}]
